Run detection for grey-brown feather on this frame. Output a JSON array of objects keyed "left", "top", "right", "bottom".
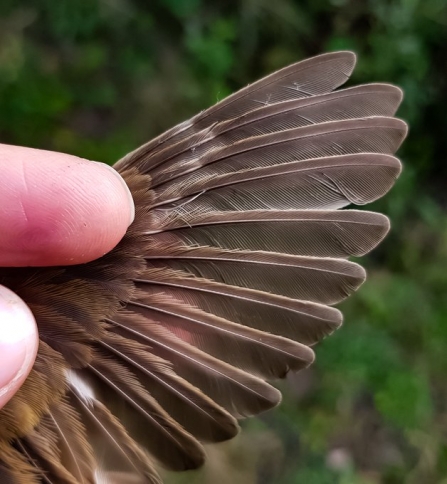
[
  {"left": 114, "top": 51, "right": 358, "bottom": 175},
  {"left": 135, "top": 268, "right": 342, "bottom": 345},
  {"left": 109, "top": 311, "right": 283, "bottom": 418},
  {"left": 151, "top": 153, "right": 401, "bottom": 211},
  {"left": 97, "top": 333, "right": 239, "bottom": 442}
]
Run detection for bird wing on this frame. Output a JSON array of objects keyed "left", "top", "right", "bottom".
[{"left": 0, "top": 52, "right": 406, "bottom": 483}]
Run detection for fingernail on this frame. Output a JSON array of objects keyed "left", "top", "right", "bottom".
[
  {"left": 97, "top": 162, "right": 136, "bottom": 226},
  {"left": 0, "top": 286, "right": 38, "bottom": 401}
]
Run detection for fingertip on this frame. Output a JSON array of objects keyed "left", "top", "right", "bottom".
[
  {"left": 97, "top": 162, "right": 135, "bottom": 227},
  {"left": 0, "top": 285, "right": 38, "bottom": 409},
  {"left": 0, "top": 144, "right": 136, "bottom": 266}
]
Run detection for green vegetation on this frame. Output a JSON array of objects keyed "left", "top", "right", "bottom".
[{"left": 1, "top": 1, "right": 446, "bottom": 482}]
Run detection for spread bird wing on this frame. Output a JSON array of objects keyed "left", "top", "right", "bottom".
[{"left": 0, "top": 52, "right": 406, "bottom": 483}]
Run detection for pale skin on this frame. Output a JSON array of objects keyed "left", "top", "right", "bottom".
[{"left": 0, "top": 144, "right": 135, "bottom": 409}]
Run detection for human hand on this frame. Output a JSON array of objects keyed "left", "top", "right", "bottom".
[{"left": 0, "top": 144, "right": 135, "bottom": 409}]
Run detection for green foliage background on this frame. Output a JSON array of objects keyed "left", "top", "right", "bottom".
[{"left": 1, "top": 1, "right": 446, "bottom": 482}]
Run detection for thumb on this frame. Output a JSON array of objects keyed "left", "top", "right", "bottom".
[
  {"left": 0, "top": 144, "right": 135, "bottom": 267},
  {"left": 0, "top": 285, "right": 39, "bottom": 409}
]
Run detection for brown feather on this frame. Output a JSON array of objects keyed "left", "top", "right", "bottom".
[
  {"left": 115, "top": 51, "right": 358, "bottom": 174},
  {"left": 69, "top": 375, "right": 162, "bottom": 483},
  {"left": 109, "top": 311, "right": 283, "bottom": 418},
  {"left": 127, "top": 289, "right": 315, "bottom": 378},
  {"left": 134, "top": 267, "right": 342, "bottom": 345},
  {"left": 87, "top": 353, "right": 206, "bottom": 471},
  {"left": 98, "top": 333, "right": 240, "bottom": 442},
  {"left": 47, "top": 401, "right": 95, "bottom": 483},
  {"left": 22, "top": 420, "right": 80, "bottom": 484},
  {"left": 146, "top": 209, "right": 390, "bottom": 259},
  {"left": 0, "top": 441, "right": 41, "bottom": 484},
  {"left": 144, "top": 245, "right": 366, "bottom": 305}
]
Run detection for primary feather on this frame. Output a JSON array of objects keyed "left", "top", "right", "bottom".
[{"left": 0, "top": 51, "right": 406, "bottom": 483}]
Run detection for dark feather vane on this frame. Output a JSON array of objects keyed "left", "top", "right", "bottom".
[{"left": 0, "top": 52, "right": 406, "bottom": 483}]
